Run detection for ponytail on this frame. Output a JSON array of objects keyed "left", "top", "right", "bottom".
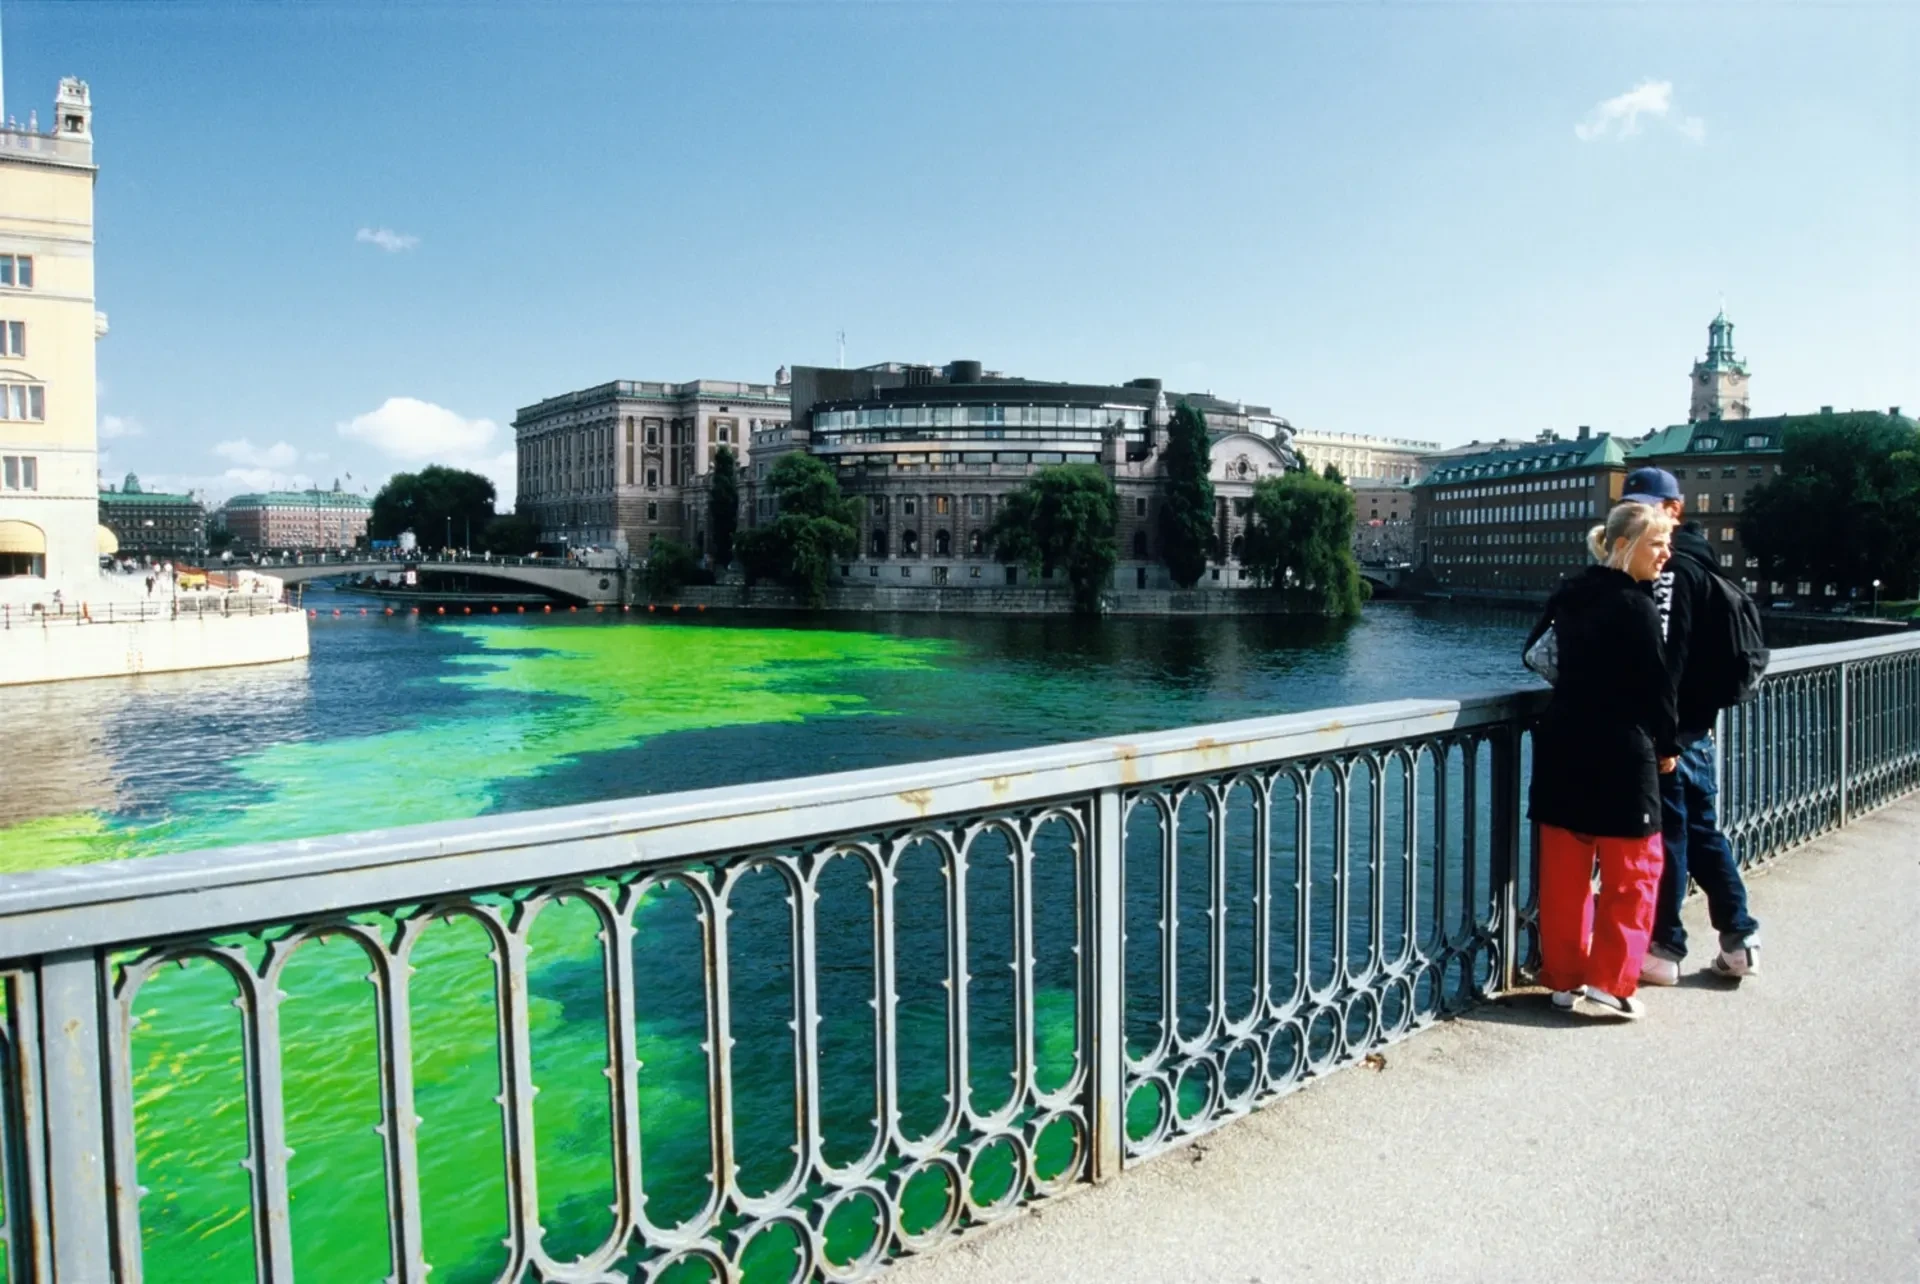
[{"left": 1589, "top": 502, "right": 1674, "bottom": 571}]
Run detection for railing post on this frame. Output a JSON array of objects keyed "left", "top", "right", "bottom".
[
  {"left": 35, "top": 951, "right": 115, "bottom": 1283},
  {"left": 1087, "top": 787, "right": 1126, "bottom": 1184},
  {"left": 1489, "top": 716, "right": 1524, "bottom": 993},
  {"left": 1836, "top": 660, "right": 1851, "bottom": 828}
]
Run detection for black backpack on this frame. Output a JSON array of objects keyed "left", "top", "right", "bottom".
[{"left": 1693, "top": 569, "right": 1769, "bottom": 708}]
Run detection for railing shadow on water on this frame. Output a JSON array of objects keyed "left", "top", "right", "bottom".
[{"left": 0, "top": 634, "right": 1915, "bottom": 1283}]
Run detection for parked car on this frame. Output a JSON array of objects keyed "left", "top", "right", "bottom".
[{"left": 1769, "top": 600, "right": 1797, "bottom": 611}]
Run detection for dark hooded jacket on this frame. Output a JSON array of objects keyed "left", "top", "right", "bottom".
[
  {"left": 1655, "top": 521, "right": 1725, "bottom": 742},
  {"left": 1525, "top": 565, "right": 1680, "bottom": 838}
]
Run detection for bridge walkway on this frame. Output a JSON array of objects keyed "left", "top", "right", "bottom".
[{"left": 892, "top": 795, "right": 1920, "bottom": 1284}]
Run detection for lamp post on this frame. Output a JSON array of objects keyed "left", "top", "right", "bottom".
[{"left": 1872, "top": 579, "right": 1882, "bottom": 617}]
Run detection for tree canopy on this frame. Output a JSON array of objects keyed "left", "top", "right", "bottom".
[
  {"left": 709, "top": 445, "right": 741, "bottom": 567},
  {"left": 1157, "top": 401, "right": 1216, "bottom": 589},
  {"left": 734, "top": 453, "right": 861, "bottom": 607},
  {"left": 1741, "top": 413, "right": 1920, "bottom": 599},
  {"left": 480, "top": 513, "right": 540, "bottom": 556},
  {"left": 1240, "top": 469, "right": 1366, "bottom": 616},
  {"left": 643, "top": 538, "right": 708, "bottom": 599},
  {"left": 989, "top": 464, "right": 1119, "bottom": 615},
  {"left": 370, "top": 466, "right": 497, "bottom": 550}
]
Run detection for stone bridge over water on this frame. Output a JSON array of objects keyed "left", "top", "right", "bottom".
[{"left": 266, "top": 558, "right": 626, "bottom": 604}]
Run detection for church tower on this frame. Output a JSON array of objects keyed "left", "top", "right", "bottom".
[{"left": 1689, "top": 309, "right": 1750, "bottom": 422}]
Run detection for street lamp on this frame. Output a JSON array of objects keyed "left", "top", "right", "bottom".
[{"left": 1872, "top": 579, "right": 1882, "bottom": 617}]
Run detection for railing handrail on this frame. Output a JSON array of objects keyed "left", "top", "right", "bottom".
[{"left": 0, "top": 690, "right": 1549, "bottom": 957}]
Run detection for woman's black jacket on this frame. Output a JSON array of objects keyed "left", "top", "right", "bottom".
[{"left": 1524, "top": 566, "right": 1680, "bottom": 839}]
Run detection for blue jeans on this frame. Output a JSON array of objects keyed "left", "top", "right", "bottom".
[{"left": 1651, "top": 735, "right": 1760, "bottom": 960}]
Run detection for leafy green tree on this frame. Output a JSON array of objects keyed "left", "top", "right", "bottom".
[
  {"left": 370, "top": 466, "right": 497, "bottom": 550},
  {"left": 643, "top": 539, "right": 703, "bottom": 598},
  {"left": 733, "top": 453, "right": 860, "bottom": 608},
  {"left": 1321, "top": 461, "right": 1345, "bottom": 485},
  {"left": 1241, "top": 470, "right": 1366, "bottom": 616},
  {"left": 1741, "top": 413, "right": 1920, "bottom": 598},
  {"left": 1157, "top": 401, "right": 1216, "bottom": 588},
  {"left": 481, "top": 513, "right": 540, "bottom": 555},
  {"left": 709, "top": 445, "right": 741, "bottom": 567},
  {"left": 990, "top": 464, "right": 1118, "bottom": 615}
]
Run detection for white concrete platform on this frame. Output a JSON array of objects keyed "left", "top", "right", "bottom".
[
  {"left": 891, "top": 795, "right": 1920, "bottom": 1284},
  {"left": 0, "top": 602, "right": 309, "bottom": 685}
]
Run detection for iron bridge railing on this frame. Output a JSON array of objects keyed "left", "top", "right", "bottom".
[{"left": 0, "top": 633, "right": 1916, "bottom": 1283}]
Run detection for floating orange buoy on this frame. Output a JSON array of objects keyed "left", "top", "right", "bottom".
[
  {"left": 543, "top": 605, "right": 551, "bottom": 613},
  {"left": 360, "top": 608, "right": 367, "bottom": 616},
  {"left": 620, "top": 604, "right": 629, "bottom": 612},
  {"left": 463, "top": 606, "right": 471, "bottom": 614},
  {"left": 386, "top": 608, "right": 394, "bottom": 616},
  {"left": 647, "top": 604, "right": 656, "bottom": 613},
  {"left": 671, "top": 603, "right": 681, "bottom": 613},
  {"left": 569, "top": 605, "right": 577, "bottom": 612},
  {"left": 411, "top": 607, "right": 420, "bottom": 615},
  {"left": 491, "top": 605, "right": 499, "bottom": 613},
  {"left": 594, "top": 604, "right": 603, "bottom": 612},
  {"left": 697, "top": 604, "right": 707, "bottom": 612},
  {"left": 308, "top": 609, "right": 317, "bottom": 618},
  {"left": 436, "top": 606, "right": 445, "bottom": 615},
  {"left": 517, "top": 605, "right": 525, "bottom": 613}
]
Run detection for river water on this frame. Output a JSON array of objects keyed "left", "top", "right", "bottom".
[{"left": 0, "top": 601, "right": 1539, "bottom": 1284}]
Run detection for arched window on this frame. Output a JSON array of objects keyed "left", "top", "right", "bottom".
[
  {"left": 934, "top": 529, "right": 951, "bottom": 556},
  {"left": 901, "top": 529, "right": 920, "bottom": 557},
  {"left": 1133, "top": 530, "right": 1148, "bottom": 559},
  {"left": 871, "top": 529, "right": 889, "bottom": 557},
  {"left": 969, "top": 530, "right": 985, "bottom": 556}
]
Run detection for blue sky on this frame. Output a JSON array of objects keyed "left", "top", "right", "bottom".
[{"left": 4, "top": 0, "right": 1914, "bottom": 506}]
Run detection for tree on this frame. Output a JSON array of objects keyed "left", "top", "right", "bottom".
[
  {"left": 990, "top": 464, "right": 1119, "bottom": 615},
  {"left": 1157, "top": 401, "right": 1216, "bottom": 588},
  {"left": 643, "top": 539, "right": 704, "bottom": 598},
  {"left": 709, "top": 446, "right": 741, "bottom": 567},
  {"left": 1322, "top": 461, "right": 1346, "bottom": 485},
  {"left": 481, "top": 513, "right": 540, "bottom": 556},
  {"left": 1741, "top": 413, "right": 1920, "bottom": 599},
  {"left": 1241, "top": 470, "right": 1366, "bottom": 616},
  {"left": 732, "top": 453, "right": 860, "bottom": 608},
  {"left": 370, "top": 466, "right": 497, "bottom": 550}
]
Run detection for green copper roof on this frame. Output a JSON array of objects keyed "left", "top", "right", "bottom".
[
  {"left": 1633, "top": 409, "right": 1914, "bottom": 459},
  {"left": 224, "top": 489, "right": 372, "bottom": 511},
  {"left": 1627, "top": 424, "right": 1694, "bottom": 459},
  {"left": 1418, "top": 434, "right": 1623, "bottom": 487},
  {"left": 99, "top": 489, "right": 200, "bottom": 507}
]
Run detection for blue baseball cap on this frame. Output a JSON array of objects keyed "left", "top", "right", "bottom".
[{"left": 1621, "top": 466, "right": 1683, "bottom": 505}]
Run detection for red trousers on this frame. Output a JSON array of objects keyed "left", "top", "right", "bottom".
[{"left": 1536, "top": 825, "right": 1663, "bottom": 998}]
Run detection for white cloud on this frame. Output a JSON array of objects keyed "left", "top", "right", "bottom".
[
  {"left": 99, "top": 413, "right": 143, "bottom": 440},
  {"left": 1574, "top": 80, "right": 1705, "bottom": 144},
  {"left": 214, "top": 438, "right": 301, "bottom": 470},
  {"left": 337, "top": 397, "right": 515, "bottom": 508},
  {"left": 356, "top": 226, "right": 420, "bottom": 253}
]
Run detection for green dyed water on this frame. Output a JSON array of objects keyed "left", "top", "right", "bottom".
[{"left": 0, "top": 606, "right": 1536, "bottom": 1281}]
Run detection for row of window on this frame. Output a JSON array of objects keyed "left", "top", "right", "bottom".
[
  {"left": 0, "top": 256, "right": 33, "bottom": 290},
  {"left": 1436, "top": 499, "right": 1600, "bottom": 526},
  {"left": 0, "top": 382, "right": 45, "bottom": 421},
  {"left": 1672, "top": 464, "right": 1770, "bottom": 480},
  {"left": 815, "top": 405, "right": 1147, "bottom": 433},
  {"left": 0, "top": 320, "right": 24, "bottom": 358},
  {"left": 1435, "top": 472, "right": 1591, "bottom": 498},
  {"left": 3, "top": 454, "right": 38, "bottom": 490}
]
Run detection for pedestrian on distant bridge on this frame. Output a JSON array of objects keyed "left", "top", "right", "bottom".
[{"left": 1525, "top": 501, "right": 1680, "bottom": 1020}]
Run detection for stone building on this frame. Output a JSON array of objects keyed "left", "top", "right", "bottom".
[
  {"left": 759, "top": 361, "right": 1297, "bottom": 592},
  {"left": 1414, "top": 430, "right": 1629, "bottom": 598},
  {"left": 1351, "top": 479, "right": 1417, "bottom": 566},
  {"left": 99, "top": 473, "right": 206, "bottom": 556},
  {"left": 1289, "top": 429, "right": 1440, "bottom": 483},
  {"left": 218, "top": 485, "right": 370, "bottom": 551},
  {"left": 0, "top": 77, "right": 110, "bottom": 592},
  {"left": 512, "top": 376, "right": 790, "bottom": 556}
]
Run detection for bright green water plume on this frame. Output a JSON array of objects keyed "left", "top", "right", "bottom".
[{"left": 0, "top": 622, "right": 947, "bottom": 870}]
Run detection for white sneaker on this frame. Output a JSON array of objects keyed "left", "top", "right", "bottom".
[
  {"left": 1639, "top": 954, "right": 1679, "bottom": 987},
  {"left": 1580, "top": 988, "right": 1645, "bottom": 1020},
  {"left": 1711, "top": 944, "right": 1758, "bottom": 980},
  {"left": 1550, "top": 989, "right": 1579, "bottom": 1012}
]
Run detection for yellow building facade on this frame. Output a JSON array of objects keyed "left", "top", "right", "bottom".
[{"left": 0, "top": 77, "right": 107, "bottom": 594}]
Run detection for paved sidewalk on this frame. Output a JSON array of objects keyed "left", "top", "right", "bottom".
[{"left": 891, "top": 795, "right": 1920, "bottom": 1284}]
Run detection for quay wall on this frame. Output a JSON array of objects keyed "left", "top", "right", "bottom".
[
  {"left": 0, "top": 609, "right": 310, "bottom": 686},
  {"left": 658, "top": 582, "right": 1329, "bottom": 616}
]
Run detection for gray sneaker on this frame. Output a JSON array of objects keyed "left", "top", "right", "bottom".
[
  {"left": 1711, "top": 944, "right": 1759, "bottom": 980},
  {"left": 1580, "top": 988, "right": 1646, "bottom": 1020}
]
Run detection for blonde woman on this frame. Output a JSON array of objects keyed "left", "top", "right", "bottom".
[{"left": 1525, "top": 502, "right": 1679, "bottom": 1019}]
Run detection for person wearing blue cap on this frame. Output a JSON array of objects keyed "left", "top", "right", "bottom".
[{"left": 1619, "top": 465, "right": 1763, "bottom": 985}]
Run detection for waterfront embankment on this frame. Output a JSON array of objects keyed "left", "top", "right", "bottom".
[{"left": 0, "top": 594, "right": 309, "bottom": 686}]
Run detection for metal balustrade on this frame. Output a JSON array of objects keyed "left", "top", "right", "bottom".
[
  {"left": 0, "top": 632, "right": 1915, "bottom": 1283},
  {"left": 0, "top": 594, "right": 295, "bottom": 630}
]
